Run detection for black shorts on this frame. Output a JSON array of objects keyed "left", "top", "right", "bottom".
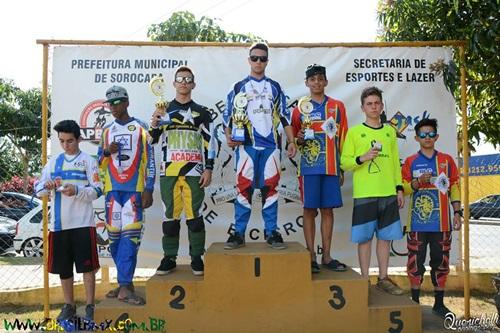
[{"left": 48, "top": 227, "right": 100, "bottom": 275}]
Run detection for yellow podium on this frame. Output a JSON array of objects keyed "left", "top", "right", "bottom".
[{"left": 95, "top": 242, "right": 421, "bottom": 332}]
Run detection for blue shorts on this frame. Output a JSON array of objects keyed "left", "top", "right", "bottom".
[
  {"left": 351, "top": 196, "right": 403, "bottom": 243},
  {"left": 299, "top": 175, "right": 343, "bottom": 209}
]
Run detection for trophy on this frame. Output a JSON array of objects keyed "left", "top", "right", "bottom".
[
  {"left": 298, "top": 96, "right": 314, "bottom": 140},
  {"left": 231, "top": 92, "right": 249, "bottom": 142},
  {"left": 149, "top": 76, "right": 171, "bottom": 126}
]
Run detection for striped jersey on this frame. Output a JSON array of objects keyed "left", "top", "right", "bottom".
[
  {"left": 402, "top": 151, "right": 460, "bottom": 232},
  {"left": 341, "top": 123, "right": 403, "bottom": 198},
  {"left": 149, "top": 99, "right": 215, "bottom": 177},
  {"left": 35, "top": 151, "right": 103, "bottom": 231},
  {"left": 97, "top": 117, "right": 155, "bottom": 193},
  {"left": 291, "top": 96, "right": 347, "bottom": 176},
  {"left": 223, "top": 76, "right": 290, "bottom": 148}
]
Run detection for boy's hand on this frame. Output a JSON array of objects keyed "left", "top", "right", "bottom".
[
  {"left": 453, "top": 213, "right": 462, "bottom": 230},
  {"left": 141, "top": 191, "right": 153, "bottom": 209},
  {"left": 60, "top": 184, "right": 76, "bottom": 196},
  {"left": 107, "top": 142, "right": 120, "bottom": 155},
  {"left": 225, "top": 131, "right": 242, "bottom": 148},
  {"left": 418, "top": 172, "right": 432, "bottom": 184},
  {"left": 44, "top": 180, "right": 58, "bottom": 191},
  {"left": 199, "top": 170, "right": 212, "bottom": 188},
  {"left": 397, "top": 190, "right": 404, "bottom": 208},
  {"left": 287, "top": 142, "right": 297, "bottom": 158},
  {"left": 360, "top": 147, "right": 379, "bottom": 162}
]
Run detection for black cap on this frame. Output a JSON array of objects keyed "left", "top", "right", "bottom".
[{"left": 305, "top": 64, "right": 326, "bottom": 79}]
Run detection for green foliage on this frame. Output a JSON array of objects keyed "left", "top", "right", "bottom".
[
  {"left": 0, "top": 79, "right": 50, "bottom": 180},
  {"left": 147, "top": 11, "right": 265, "bottom": 43},
  {"left": 377, "top": 0, "right": 500, "bottom": 147}
]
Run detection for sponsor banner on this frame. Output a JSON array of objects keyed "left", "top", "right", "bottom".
[{"left": 51, "top": 45, "right": 458, "bottom": 267}]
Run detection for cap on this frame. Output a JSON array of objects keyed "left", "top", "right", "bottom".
[
  {"left": 305, "top": 64, "right": 326, "bottom": 79},
  {"left": 105, "top": 85, "right": 128, "bottom": 103}
]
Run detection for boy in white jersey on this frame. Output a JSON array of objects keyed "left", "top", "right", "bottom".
[{"left": 35, "top": 120, "right": 103, "bottom": 321}]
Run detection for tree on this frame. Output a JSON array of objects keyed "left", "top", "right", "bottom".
[
  {"left": 148, "top": 11, "right": 265, "bottom": 43},
  {"left": 0, "top": 79, "right": 49, "bottom": 192},
  {"left": 377, "top": 0, "right": 499, "bottom": 148}
]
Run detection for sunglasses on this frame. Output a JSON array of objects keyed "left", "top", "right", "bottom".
[
  {"left": 417, "top": 131, "right": 437, "bottom": 139},
  {"left": 175, "top": 76, "right": 194, "bottom": 84},
  {"left": 109, "top": 98, "right": 126, "bottom": 105},
  {"left": 249, "top": 55, "right": 268, "bottom": 63}
]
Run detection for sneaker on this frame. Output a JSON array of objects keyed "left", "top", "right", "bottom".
[
  {"left": 311, "top": 261, "right": 320, "bottom": 274},
  {"left": 432, "top": 304, "right": 452, "bottom": 319},
  {"left": 57, "top": 303, "right": 76, "bottom": 321},
  {"left": 224, "top": 233, "right": 245, "bottom": 250},
  {"left": 266, "top": 231, "right": 287, "bottom": 250},
  {"left": 376, "top": 277, "right": 404, "bottom": 296},
  {"left": 84, "top": 304, "right": 95, "bottom": 321},
  {"left": 191, "top": 256, "right": 204, "bottom": 276},
  {"left": 156, "top": 256, "right": 176, "bottom": 275}
]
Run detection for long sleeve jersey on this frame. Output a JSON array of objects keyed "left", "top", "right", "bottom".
[
  {"left": 149, "top": 99, "right": 215, "bottom": 177},
  {"left": 402, "top": 150, "right": 460, "bottom": 232},
  {"left": 341, "top": 123, "right": 402, "bottom": 198},
  {"left": 223, "top": 76, "right": 290, "bottom": 149},
  {"left": 97, "top": 117, "right": 155, "bottom": 193},
  {"left": 291, "top": 96, "right": 347, "bottom": 176},
  {"left": 35, "top": 151, "right": 103, "bottom": 231}
]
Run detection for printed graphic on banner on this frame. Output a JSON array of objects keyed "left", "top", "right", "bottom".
[{"left": 79, "top": 100, "right": 112, "bottom": 143}]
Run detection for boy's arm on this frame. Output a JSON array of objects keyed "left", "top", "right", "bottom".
[
  {"left": 75, "top": 156, "right": 104, "bottom": 202},
  {"left": 290, "top": 107, "right": 303, "bottom": 145},
  {"left": 401, "top": 157, "right": 414, "bottom": 195},
  {"left": 337, "top": 102, "right": 348, "bottom": 154},
  {"left": 144, "top": 132, "right": 156, "bottom": 193},
  {"left": 392, "top": 130, "right": 404, "bottom": 190},
  {"left": 223, "top": 89, "right": 235, "bottom": 130},
  {"left": 448, "top": 156, "right": 461, "bottom": 204},
  {"left": 202, "top": 109, "right": 215, "bottom": 171},
  {"left": 340, "top": 129, "right": 360, "bottom": 171},
  {"left": 97, "top": 128, "right": 110, "bottom": 170},
  {"left": 34, "top": 160, "right": 53, "bottom": 197}
]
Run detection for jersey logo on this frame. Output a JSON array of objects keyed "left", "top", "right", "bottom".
[
  {"left": 128, "top": 125, "right": 136, "bottom": 131},
  {"left": 114, "top": 134, "right": 132, "bottom": 150}
]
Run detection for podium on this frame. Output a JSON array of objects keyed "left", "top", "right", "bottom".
[{"left": 95, "top": 242, "right": 421, "bottom": 332}]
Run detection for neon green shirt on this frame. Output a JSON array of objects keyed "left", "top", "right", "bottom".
[{"left": 341, "top": 123, "right": 402, "bottom": 198}]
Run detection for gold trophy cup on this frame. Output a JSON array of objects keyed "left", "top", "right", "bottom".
[
  {"left": 149, "top": 76, "right": 170, "bottom": 125},
  {"left": 298, "top": 96, "right": 314, "bottom": 140},
  {"left": 231, "top": 92, "right": 249, "bottom": 141}
]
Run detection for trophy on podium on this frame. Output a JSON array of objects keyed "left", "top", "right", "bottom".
[
  {"left": 231, "top": 92, "right": 249, "bottom": 142},
  {"left": 298, "top": 96, "right": 314, "bottom": 140},
  {"left": 149, "top": 76, "right": 171, "bottom": 126}
]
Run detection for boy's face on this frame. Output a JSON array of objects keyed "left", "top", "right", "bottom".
[
  {"left": 305, "top": 74, "right": 328, "bottom": 95},
  {"left": 58, "top": 132, "right": 80, "bottom": 155},
  {"left": 415, "top": 125, "right": 439, "bottom": 149},
  {"left": 361, "top": 95, "right": 384, "bottom": 121},
  {"left": 248, "top": 48, "right": 268, "bottom": 76},
  {"left": 173, "top": 70, "right": 195, "bottom": 95},
  {"left": 109, "top": 99, "right": 129, "bottom": 119}
]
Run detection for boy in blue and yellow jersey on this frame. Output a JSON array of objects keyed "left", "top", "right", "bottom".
[
  {"left": 223, "top": 43, "right": 297, "bottom": 250},
  {"left": 97, "top": 86, "right": 155, "bottom": 305},
  {"left": 35, "top": 120, "right": 102, "bottom": 321},
  {"left": 291, "top": 64, "right": 348, "bottom": 273},
  {"left": 341, "top": 86, "right": 405, "bottom": 295},
  {"left": 149, "top": 66, "right": 215, "bottom": 276},
  {"left": 402, "top": 118, "right": 461, "bottom": 318}
]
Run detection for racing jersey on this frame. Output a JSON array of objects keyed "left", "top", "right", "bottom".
[
  {"left": 35, "top": 151, "right": 103, "bottom": 231},
  {"left": 149, "top": 99, "right": 215, "bottom": 177},
  {"left": 97, "top": 117, "right": 155, "bottom": 193},
  {"left": 291, "top": 96, "right": 347, "bottom": 176},
  {"left": 402, "top": 150, "right": 460, "bottom": 232},
  {"left": 223, "top": 76, "right": 290, "bottom": 149}
]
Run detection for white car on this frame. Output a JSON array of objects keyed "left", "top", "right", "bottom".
[{"left": 13, "top": 201, "right": 44, "bottom": 257}]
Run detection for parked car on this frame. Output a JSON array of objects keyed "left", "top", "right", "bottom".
[
  {"left": 469, "top": 194, "right": 500, "bottom": 220},
  {"left": 0, "top": 216, "right": 16, "bottom": 254},
  {"left": 13, "top": 204, "right": 44, "bottom": 257},
  {"left": 0, "top": 192, "right": 40, "bottom": 221}
]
